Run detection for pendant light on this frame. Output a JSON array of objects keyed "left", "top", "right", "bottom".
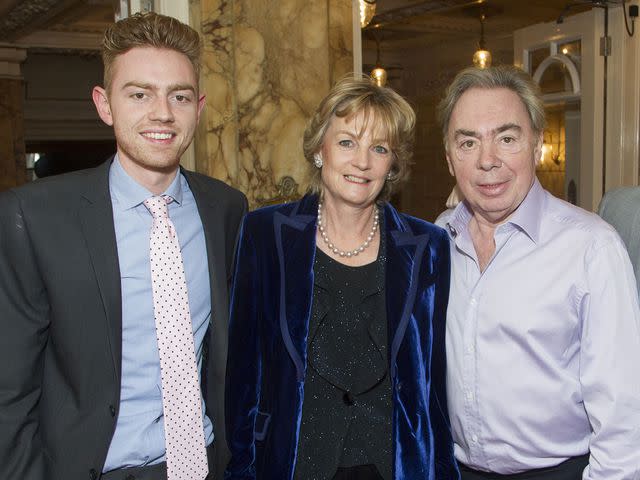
[
  {"left": 472, "top": 14, "right": 492, "bottom": 69},
  {"left": 370, "top": 34, "right": 387, "bottom": 86}
]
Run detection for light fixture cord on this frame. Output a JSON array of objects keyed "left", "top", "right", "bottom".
[{"left": 479, "top": 14, "right": 486, "bottom": 50}]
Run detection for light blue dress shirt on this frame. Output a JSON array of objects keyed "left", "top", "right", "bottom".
[
  {"left": 437, "top": 179, "right": 640, "bottom": 479},
  {"left": 103, "top": 157, "right": 214, "bottom": 471}
]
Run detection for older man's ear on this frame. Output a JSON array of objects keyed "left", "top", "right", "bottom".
[
  {"left": 446, "top": 184, "right": 464, "bottom": 209},
  {"left": 534, "top": 134, "right": 544, "bottom": 165}
]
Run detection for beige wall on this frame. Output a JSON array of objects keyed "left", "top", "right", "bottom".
[{"left": 190, "top": 0, "right": 353, "bottom": 209}]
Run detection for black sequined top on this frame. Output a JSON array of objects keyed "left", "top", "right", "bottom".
[{"left": 293, "top": 238, "right": 392, "bottom": 480}]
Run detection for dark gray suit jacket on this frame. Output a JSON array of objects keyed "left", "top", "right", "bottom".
[
  {"left": 0, "top": 159, "right": 247, "bottom": 480},
  {"left": 599, "top": 186, "right": 640, "bottom": 297}
]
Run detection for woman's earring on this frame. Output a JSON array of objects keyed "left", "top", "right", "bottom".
[
  {"left": 386, "top": 171, "right": 393, "bottom": 180},
  {"left": 313, "top": 153, "right": 323, "bottom": 169}
]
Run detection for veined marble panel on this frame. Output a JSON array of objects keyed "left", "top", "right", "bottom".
[{"left": 191, "top": 0, "right": 353, "bottom": 208}]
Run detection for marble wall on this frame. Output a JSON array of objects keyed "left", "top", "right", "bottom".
[
  {"left": 190, "top": 0, "right": 353, "bottom": 208},
  {"left": 0, "top": 78, "right": 26, "bottom": 191}
]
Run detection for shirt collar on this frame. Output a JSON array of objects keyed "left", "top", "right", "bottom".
[
  {"left": 446, "top": 177, "right": 544, "bottom": 244},
  {"left": 506, "top": 177, "right": 544, "bottom": 243},
  {"left": 109, "top": 154, "right": 184, "bottom": 211}
]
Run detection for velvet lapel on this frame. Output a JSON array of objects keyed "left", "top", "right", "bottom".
[
  {"left": 384, "top": 203, "right": 430, "bottom": 378},
  {"left": 77, "top": 158, "right": 122, "bottom": 383},
  {"left": 274, "top": 195, "right": 318, "bottom": 381}
]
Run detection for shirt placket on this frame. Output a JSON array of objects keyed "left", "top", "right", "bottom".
[
  {"left": 462, "top": 255, "right": 483, "bottom": 464},
  {"left": 459, "top": 223, "right": 516, "bottom": 466}
]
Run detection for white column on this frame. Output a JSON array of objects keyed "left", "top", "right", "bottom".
[
  {"left": 352, "top": 0, "right": 362, "bottom": 76},
  {"left": 605, "top": 0, "right": 640, "bottom": 188}
]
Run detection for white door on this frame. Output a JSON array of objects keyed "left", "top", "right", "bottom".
[{"left": 514, "top": 8, "right": 605, "bottom": 211}]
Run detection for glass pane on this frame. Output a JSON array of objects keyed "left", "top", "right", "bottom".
[
  {"left": 559, "top": 39, "right": 581, "bottom": 70},
  {"left": 529, "top": 47, "right": 548, "bottom": 74},
  {"left": 539, "top": 62, "right": 573, "bottom": 95},
  {"left": 25, "top": 153, "right": 41, "bottom": 182},
  {"left": 537, "top": 107, "right": 565, "bottom": 199},
  {"left": 559, "top": 39, "right": 581, "bottom": 57}
]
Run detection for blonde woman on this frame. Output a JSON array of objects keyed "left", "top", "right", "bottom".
[{"left": 225, "top": 77, "right": 458, "bottom": 480}]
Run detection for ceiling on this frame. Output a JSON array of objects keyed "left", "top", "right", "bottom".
[
  {"left": 364, "top": 0, "right": 598, "bottom": 50},
  {"left": 0, "top": 0, "right": 608, "bottom": 53},
  {"left": 0, "top": 0, "right": 114, "bottom": 49}
]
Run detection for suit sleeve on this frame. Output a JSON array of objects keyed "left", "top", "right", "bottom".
[
  {"left": 428, "top": 231, "right": 460, "bottom": 479},
  {"left": 596, "top": 191, "right": 610, "bottom": 218},
  {"left": 0, "top": 190, "right": 47, "bottom": 480},
  {"left": 225, "top": 216, "right": 262, "bottom": 480}
]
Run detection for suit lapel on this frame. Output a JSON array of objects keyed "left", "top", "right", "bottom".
[
  {"left": 273, "top": 198, "right": 431, "bottom": 383},
  {"left": 182, "top": 170, "right": 231, "bottom": 390},
  {"left": 185, "top": 171, "right": 229, "bottom": 329},
  {"left": 274, "top": 195, "right": 317, "bottom": 382},
  {"left": 384, "top": 204, "right": 430, "bottom": 378},
  {"left": 78, "top": 159, "right": 122, "bottom": 382}
]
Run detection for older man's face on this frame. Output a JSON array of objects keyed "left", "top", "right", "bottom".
[{"left": 446, "top": 87, "right": 542, "bottom": 226}]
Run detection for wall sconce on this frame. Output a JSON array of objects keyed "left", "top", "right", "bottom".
[
  {"left": 360, "top": 0, "right": 376, "bottom": 28},
  {"left": 472, "top": 14, "right": 492, "bottom": 69},
  {"left": 541, "top": 130, "right": 562, "bottom": 165}
]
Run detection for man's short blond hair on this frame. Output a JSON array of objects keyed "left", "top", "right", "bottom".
[{"left": 101, "top": 11, "right": 202, "bottom": 91}]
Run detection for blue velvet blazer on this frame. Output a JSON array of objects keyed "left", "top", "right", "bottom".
[{"left": 225, "top": 194, "right": 459, "bottom": 480}]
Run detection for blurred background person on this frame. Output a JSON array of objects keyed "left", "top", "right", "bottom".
[{"left": 599, "top": 186, "right": 640, "bottom": 297}]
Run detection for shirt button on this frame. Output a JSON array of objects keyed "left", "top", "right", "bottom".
[
  {"left": 89, "top": 469, "right": 98, "bottom": 480},
  {"left": 466, "top": 391, "right": 474, "bottom": 401},
  {"left": 466, "top": 345, "right": 474, "bottom": 353},
  {"left": 342, "top": 391, "right": 355, "bottom": 406},
  {"left": 472, "top": 434, "right": 479, "bottom": 443},
  {"left": 470, "top": 298, "right": 477, "bottom": 306}
]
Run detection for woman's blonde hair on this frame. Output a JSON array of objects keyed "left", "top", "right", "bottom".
[
  {"left": 101, "top": 11, "right": 202, "bottom": 92},
  {"left": 303, "top": 75, "right": 416, "bottom": 202}
]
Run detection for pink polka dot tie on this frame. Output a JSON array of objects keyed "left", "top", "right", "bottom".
[{"left": 144, "top": 195, "right": 209, "bottom": 480}]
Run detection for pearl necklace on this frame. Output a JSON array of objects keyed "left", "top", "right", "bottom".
[{"left": 317, "top": 202, "right": 379, "bottom": 258}]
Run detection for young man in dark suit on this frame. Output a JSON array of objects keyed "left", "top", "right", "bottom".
[{"left": 0, "top": 12, "right": 246, "bottom": 480}]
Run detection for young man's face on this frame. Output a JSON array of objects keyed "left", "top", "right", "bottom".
[{"left": 93, "top": 47, "right": 205, "bottom": 180}]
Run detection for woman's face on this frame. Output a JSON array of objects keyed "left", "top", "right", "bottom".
[{"left": 319, "top": 110, "right": 394, "bottom": 210}]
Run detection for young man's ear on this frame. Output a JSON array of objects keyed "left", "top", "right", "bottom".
[
  {"left": 196, "top": 94, "right": 206, "bottom": 122},
  {"left": 92, "top": 86, "right": 113, "bottom": 126}
]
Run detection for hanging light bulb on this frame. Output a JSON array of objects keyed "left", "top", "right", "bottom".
[
  {"left": 370, "top": 34, "right": 387, "bottom": 86},
  {"left": 371, "top": 67, "right": 387, "bottom": 86},
  {"left": 472, "top": 14, "right": 492, "bottom": 69},
  {"left": 360, "top": 0, "right": 376, "bottom": 29},
  {"left": 473, "top": 49, "right": 492, "bottom": 68}
]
